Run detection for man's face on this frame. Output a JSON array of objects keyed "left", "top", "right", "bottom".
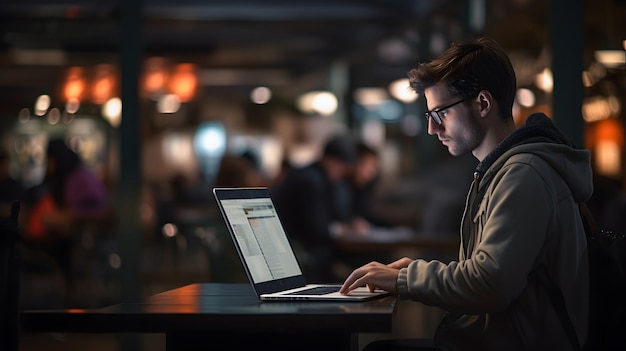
[
  {"left": 424, "top": 82, "right": 485, "bottom": 157},
  {"left": 325, "top": 158, "right": 352, "bottom": 183},
  {"left": 353, "top": 154, "right": 378, "bottom": 187}
]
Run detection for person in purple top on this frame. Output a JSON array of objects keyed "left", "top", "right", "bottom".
[
  {"left": 43, "top": 138, "right": 108, "bottom": 224},
  {"left": 24, "top": 138, "right": 109, "bottom": 306}
]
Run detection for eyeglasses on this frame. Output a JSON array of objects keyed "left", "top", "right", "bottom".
[{"left": 424, "top": 96, "right": 473, "bottom": 125}]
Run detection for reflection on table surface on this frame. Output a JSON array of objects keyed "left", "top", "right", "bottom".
[{"left": 21, "top": 283, "right": 397, "bottom": 334}]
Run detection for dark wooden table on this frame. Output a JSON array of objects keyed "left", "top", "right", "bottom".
[{"left": 21, "top": 283, "right": 397, "bottom": 351}]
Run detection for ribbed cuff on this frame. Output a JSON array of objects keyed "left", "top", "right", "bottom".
[{"left": 396, "top": 267, "right": 409, "bottom": 298}]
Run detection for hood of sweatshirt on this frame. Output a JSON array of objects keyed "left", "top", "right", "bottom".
[{"left": 475, "top": 112, "right": 593, "bottom": 203}]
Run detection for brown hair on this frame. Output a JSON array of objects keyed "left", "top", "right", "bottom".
[{"left": 408, "top": 37, "right": 516, "bottom": 119}]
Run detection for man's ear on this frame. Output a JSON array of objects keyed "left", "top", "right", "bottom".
[{"left": 477, "top": 90, "right": 493, "bottom": 117}]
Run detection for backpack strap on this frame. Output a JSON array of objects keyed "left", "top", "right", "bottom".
[
  {"left": 578, "top": 202, "right": 596, "bottom": 241},
  {"left": 534, "top": 202, "right": 593, "bottom": 351},
  {"left": 534, "top": 265, "right": 582, "bottom": 351}
]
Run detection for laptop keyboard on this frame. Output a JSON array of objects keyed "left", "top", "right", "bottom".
[{"left": 286, "top": 286, "right": 341, "bottom": 295}]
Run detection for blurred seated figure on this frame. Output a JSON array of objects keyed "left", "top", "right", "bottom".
[
  {"left": 331, "top": 141, "right": 387, "bottom": 236},
  {"left": 0, "top": 148, "right": 27, "bottom": 215},
  {"left": 214, "top": 154, "right": 267, "bottom": 188},
  {"left": 271, "top": 135, "right": 356, "bottom": 282},
  {"left": 206, "top": 153, "right": 268, "bottom": 283},
  {"left": 21, "top": 138, "right": 110, "bottom": 307},
  {"left": 26, "top": 138, "right": 109, "bottom": 240},
  {"left": 0, "top": 148, "right": 24, "bottom": 199}
]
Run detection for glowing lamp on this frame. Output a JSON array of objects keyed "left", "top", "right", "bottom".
[
  {"left": 91, "top": 64, "right": 118, "bottom": 104},
  {"left": 168, "top": 63, "right": 198, "bottom": 102},
  {"left": 63, "top": 67, "right": 87, "bottom": 102},
  {"left": 142, "top": 57, "right": 170, "bottom": 99},
  {"left": 585, "top": 118, "right": 624, "bottom": 177}
]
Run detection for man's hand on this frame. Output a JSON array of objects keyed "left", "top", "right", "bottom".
[{"left": 339, "top": 257, "right": 414, "bottom": 295}]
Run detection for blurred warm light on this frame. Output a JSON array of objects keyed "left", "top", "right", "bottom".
[
  {"left": 516, "top": 88, "right": 535, "bottom": 107},
  {"left": 623, "top": 40, "right": 626, "bottom": 50},
  {"left": 261, "top": 137, "right": 283, "bottom": 178},
  {"left": 594, "top": 50, "right": 626, "bottom": 69},
  {"left": 102, "top": 97, "right": 122, "bottom": 128},
  {"left": 142, "top": 57, "right": 169, "bottom": 99},
  {"left": 596, "top": 140, "right": 621, "bottom": 176},
  {"left": 585, "top": 61, "right": 608, "bottom": 87},
  {"left": 388, "top": 78, "right": 418, "bottom": 103},
  {"left": 91, "top": 64, "right": 118, "bottom": 104},
  {"left": 296, "top": 91, "right": 338, "bottom": 116},
  {"left": 534, "top": 68, "right": 553, "bottom": 93},
  {"left": 288, "top": 144, "right": 318, "bottom": 167},
  {"left": 163, "top": 133, "right": 194, "bottom": 167},
  {"left": 157, "top": 94, "right": 181, "bottom": 114},
  {"left": 62, "top": 112, "right": 74, "bottom": 124},
  {"left": 312, "top": 91, "right": 338, "bottom": 116},
  {"left": 66, "top": 119, "right": 100, "bottom": 160},
  {"left": 168, "top": 63, "right": 197, "bottom": 102},
  {"left": 250, "top": 86, "right": 272, "bottom": 104},
  {"left": 608, "top": 95, "right": 621, "bottom": 115},
  {"left": 18, "top": 108, "right": 30, "bottom": 123},
  {"left": 296, "top": 92, "right": 316, "bottom": 114},
  {"left": 583, "top": 96, "right": 621, "bottom": 122},
  {"left": 162, "top": 223, "right": 178, "bottom": 238},
  {"left": 63, "top": 66, "right": 87, "bottom": 102},
  {"left": 582, "top": 71, "right": 593, "bottom": 88},
  {"left": 586, "top": 118, "right": 623, "bottom": 177},
  {"left": 47, "top": 108, "right": 61, "bottom": 125},
  {"left": 34, "top": 95, "right": 51, "bottom": 116},
  {"left": 66, "top": 98, "right": 80, "bottom": 114},
  {"left": 109, "top": 253, "right": 122, "bottom": 269},
  {"left": 354, "top": 87, "right": 388, "bottom": 108}
]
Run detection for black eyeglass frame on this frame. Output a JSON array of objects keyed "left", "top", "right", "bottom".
[{"left": 424, "top": 96, "right": 474, "bottom": 125}]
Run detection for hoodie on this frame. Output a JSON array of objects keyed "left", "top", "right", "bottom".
[{"left": 397, "top": 113, "right": 593, "bottom": 350}]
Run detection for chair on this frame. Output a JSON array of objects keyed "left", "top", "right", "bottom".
[{"left": 0, "top": 201, "right": 20, "bottom": 351}]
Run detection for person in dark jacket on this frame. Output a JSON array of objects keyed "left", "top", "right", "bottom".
[{"left": 272, "top": 135, "right": 356, "bottom": 282}]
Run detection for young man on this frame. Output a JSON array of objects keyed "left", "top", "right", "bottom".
[{"left": 340, "top": 37, "right": 592, "bottom": 350}]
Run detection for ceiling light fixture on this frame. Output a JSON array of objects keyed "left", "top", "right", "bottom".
[{"left": 594, "top": 50, "right": 626, "bottom": 69}]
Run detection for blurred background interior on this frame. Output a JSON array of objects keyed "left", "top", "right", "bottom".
[{"left": 1, "top": 0, "right": 625, "bottom": 349}]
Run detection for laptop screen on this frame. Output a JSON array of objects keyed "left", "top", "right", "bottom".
[{"left": 218, "top": 195, "right": 302, "bottom": 284}]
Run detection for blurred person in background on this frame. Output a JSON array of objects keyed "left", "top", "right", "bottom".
[
  {"left": 214, "top": 153, "right": 267, "bottom": 188},
  {"left": 0, "top": 148, "right": 26, "bottom": 212},
  {"left": 332, "top": 141, "right": 388, "bottom": 236},
  {"left": 340, "top": 37, "right": 592, "bottom": 350},
  {"left": 28, "top": 138, "right": 109, "bottom": 237},
  {"left": 207, "top": 153, "right": 268, "bottom": 282},
  {"left": 272, "top": 134, "right": 356, "bottom": 282},
  {"left": 23, "top": 138, "right": 109, "bottom": 306}
]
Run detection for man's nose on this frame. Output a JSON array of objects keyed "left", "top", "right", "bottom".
[{"left": 427, "top": 117, "right": 442, "bottom": 135}]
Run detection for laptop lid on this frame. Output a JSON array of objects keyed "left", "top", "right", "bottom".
[
  {"left": 213, "top": 187, "right": 310, "bottom": 296},
  {"left": 212, "top": 187, "right": 388, "bottom": 301}
]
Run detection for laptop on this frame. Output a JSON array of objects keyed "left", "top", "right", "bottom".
[{"left": 212, "top": 187, "right": 389, "bottom": 301}]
